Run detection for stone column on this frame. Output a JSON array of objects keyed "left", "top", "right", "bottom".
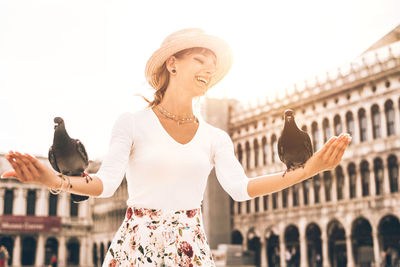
[
  {"left": 332, "top": 171, "right": 338, "bottom": 202},
  {"left": 345, "top": 233, "right": 355, "bottom": 267},
  {"left": 35, "top": 234, "right": 45, "bottom": 267},
  {"left": 379, "top": 101, "right": 387, "bottom": 138},
  {"left": 319, "top": 119, "right": 324, "bottom": 152},
  {"left": 36, "top": 188, "right": 48, "bottom": 216},
  {"left": 58, "top": 192, "right": 69, "bottom": 217},
  {"left": 369, "top": 158, "right": 376, "bottom": 197},
  {"left": 260, "top": 237, "right": 268, "bottom": 267},
  {"left": 280, "top": 236, "right": 286, "bottom": 267},
  {"left": 12, "top": 235, "right": 21, "bottom": 267},
  {"left": 79, "top": 236, "right": 86, "bottom": 266},
  {"left": 321, "top": 174, "right": 326, "bottom": 203},
  {"left": 0, "top": 188, "right": 5, "bottom": 215},
  {"left": 353, "top": 108, "right": 361, "bottom": 144},
  {"left": 382, "top": 161, "right": 391, "bottom": 195},
  {"left": 299, "top": 182, "right": 304, "bottom": 207},
  {"left": 242, "top": 141, "right": 248, "bottom": 170},
  {"left": 365, "top": 106, "right": 372, "bottom": 141},
  {"left": 300, "top": 228, "right": 307, "bottom": 267},
  {"left": 372, "top": 225, "right": 381, "bottom": 266},
  {"left": 309, "top": 179, "right": 315, "bottom": 205},
  {"left": 392, "top": 98, "right": 400, "bottom": 136},
  {"left": 321, "top": 230, "right": 329, "bottom": 267},
  {"left": 258, "top": 137, "right": 264, "bottom": 168},
  {"left": 13, "top": 188, "right": 26, "bottom": 215},
  {"left": 249, "top": 141, "right": 255, "bottom": 170},
  {"left": 343, "top": 171, "right": 350, "bottom": 200},
  {"left": 58, "top": 235, "right": 66, "bottom": 267},
  {"left": 288, "top": 187, "right": 293, "bottom": 208}
]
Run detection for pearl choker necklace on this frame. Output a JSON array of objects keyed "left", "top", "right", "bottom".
[{"left": 155, "top": 105, "right": 199, "bottom": 125}]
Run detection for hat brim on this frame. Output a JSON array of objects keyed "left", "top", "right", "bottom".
[{"left": 145, "top": 34, "right": 233, "bottom": 90}]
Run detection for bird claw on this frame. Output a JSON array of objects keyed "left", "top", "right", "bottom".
[
  {"left": 81, "top": 172, "right": 93, "bottom": 183},
  {"left": 282, "top": 169, "right": 287, "bottom": 178}
]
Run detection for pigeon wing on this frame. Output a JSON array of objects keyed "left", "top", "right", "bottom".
[
  {"left": 48, "top": 146, "right": 60, "bottom": 172},
  {"left": 277, "top": 136, "right": 285, "bottom": 163},
  {"left": 302, "top": 131, "right": 313, "bottom": 158},
  {"left": 75, "top": 139, "right": 89, "bottom": 166}
]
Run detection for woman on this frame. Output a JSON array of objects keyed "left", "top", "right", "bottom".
[{"left": 1, "top": 28, "right": 352, "bottom": 266}]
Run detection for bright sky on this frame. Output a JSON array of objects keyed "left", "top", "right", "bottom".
[{"left": 1, "top": 0, "right": 400, "bottom": 160}]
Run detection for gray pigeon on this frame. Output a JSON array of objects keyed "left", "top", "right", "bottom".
[
  {"left": 278, "top": 109, "right": 313, "bottom": 177},
  {"left": 48, "top": 117, "right": 92, "bottom": 203}
]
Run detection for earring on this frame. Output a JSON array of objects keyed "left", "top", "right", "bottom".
[{"left": 171, "top": 69, "right": 176, "bottom": 74}]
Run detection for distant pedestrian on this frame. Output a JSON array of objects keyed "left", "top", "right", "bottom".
[
  {"left": 50, "top": 253, "right": 57, "bottom": 267},
  {"left": 286, "top": 248, "right": 292, "bottom": 267},
  {"left": 385, "top": 248, "right": 392, "bottom": 267},
  {"left": 0, "top": 246, "right": 9, "bottom": 267}
]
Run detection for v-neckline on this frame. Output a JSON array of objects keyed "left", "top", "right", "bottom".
[{"left": 149, "top": 107, "right": 201, "bottom": 146}]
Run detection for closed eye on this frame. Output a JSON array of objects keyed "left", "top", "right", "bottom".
[{"left": 194, "top": 57, "right": 204, "bottom": 64}]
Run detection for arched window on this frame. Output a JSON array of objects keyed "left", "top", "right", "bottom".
[
  {"left": 49, "top": 194, "right": 58, "bottom": 216},
  {"left": 293, "top": 183, "right": 300, "bottom": 206},
  {"left": 360, "top": 161, "right": 370, "bottom": 196},
  {"left": 271, "top": 135, "right": 279, "bottom": 163},
  {"left": 246, "top": 200, "right": 250, "bottom": 213},
  {"left": 262, "top": 136, "right": 267, "bottom": 166},
  {"left": 358, "top": 109, "right": 368, "bottom": 142},
  {"left": 323, "top": 171, "right": 332, "bottom": 201},
  {"left": 245, "top": 141, "right": 251, "bottom": 169},
  {"left": 346, "top": 112, "right": 355, "bottom": 145},
  {"left": 272, "top": 192, "right": 278, "bottom": 209},
  {"left": 254, "top": 139, "right": 259, "bottom": 168},
  {"left": 371, "top": 104, "right": 381, "bottom": 139},
  {"left": 348, "top": 163, "right": 357, "bottom": 199},
  {"left": 70, "top": 198, "right": 78, "bottom": 217},
  {"left": 385, "top": 100, "right": 395, "bottom": 136},
  {"left": 282, "top": 188, "right": 288, "bottom": 208},
  {"left": 323, "top": 118, "right": 331, "bottom": 143},
  {"left": 374, "top": 158, "right": 384, "bottom": 195},
  {"left": 388, "top": 155, "right": 399, "bottom": 193},
  {"left": 334, "top": 114, "right": 342, "bottom": 136},
  {"left": 302, "top": 179, "right": 310, "bottom": 205},
  {"left": 263, "top": 195, "right": 268, "bottom": 210},
  {"left": 313, "top": 174, "right": 321, "bottom": 203},
  {"left": 26, "top": 189, "right": 36, "bottom": 215},
  {"left": 312, "top": 122, "right": 319, "bottom": 152},
  {"left": 336, "top": 166, "right": 344, "bottom": 200},
  {"left": 255, "top": 196, "right": 259, "bottom": 212},
  {"left": 4, "top": 189, "right": 14, "bottom": 215},
  {"left": 237, "top": 143, "right": 243, "bottom": 164}
]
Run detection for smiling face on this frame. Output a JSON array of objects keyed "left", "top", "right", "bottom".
[{"left": 168, "top": 48, "right": 217, "bottom": 97}]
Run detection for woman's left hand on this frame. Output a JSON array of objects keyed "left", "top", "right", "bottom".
[{"left": 303, "top": 133, "right": 352, "bottom": 178}]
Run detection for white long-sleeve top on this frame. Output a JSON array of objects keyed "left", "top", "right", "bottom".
[{"left": 94, "top": 107, "right": 252, "bottom": 210}]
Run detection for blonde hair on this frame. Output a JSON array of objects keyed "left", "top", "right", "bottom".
[{"left": 140, "top": 47, "right": 216, "bottom": 108}]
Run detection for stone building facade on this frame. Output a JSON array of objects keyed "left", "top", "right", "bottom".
[{"left": 228, "top": 26, "right": 400, "bottom": 267}]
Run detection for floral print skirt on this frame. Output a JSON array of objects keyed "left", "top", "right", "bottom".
[{"left": 102, "top": 205, "right": 216, "bottom": 267}]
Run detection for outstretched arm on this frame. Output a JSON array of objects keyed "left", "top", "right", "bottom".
[{"left": 247, "top": 133, "right": 351, "bottom": 198}]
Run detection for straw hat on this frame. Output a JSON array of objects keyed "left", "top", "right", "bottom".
[{"left": 145, "top": 28, "right": 233, "bottom": 90}]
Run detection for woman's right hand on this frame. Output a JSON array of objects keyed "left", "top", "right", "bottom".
[{"left": 1, "top": 151, "right": 61, "bottom": 188}]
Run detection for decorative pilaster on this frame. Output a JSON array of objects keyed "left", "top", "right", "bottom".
[
  {"left": 58, "top": 235, "right": 66, "bottom": 267},
  {"left": 35, "top": 234, "right": 45, "bottom": 267},
  {"left": 13, "top": 188, "right": 26, "bottom": 215},
  {"left": 382, "top": 161, "right": 390, "bottom": 195},
  {"left": 372, "top": 225, "right": 381, "bottom": 266},
  {"left": 12, "top": 235, "right": 21, "bottom": 267},
  {"left": 300, "top": 228, "right": 307, "bottom": 267},
  {"left": 321, "top": 230, "right": 329, "bottom": 267},
  {"left": 260, "top": 237, "right": 268, "bottom": 267},
  {"left": 346, "top": 233, "right": 354, "bottom": 267}
]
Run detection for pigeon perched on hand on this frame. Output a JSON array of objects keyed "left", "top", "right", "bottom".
[
  {"left": 48, "top": 117, "right": 92, "bottom": 203},
  {"left": 278, "top": 109, "right": 313, "bottom": 177}
]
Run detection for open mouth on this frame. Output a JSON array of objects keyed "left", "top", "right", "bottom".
[{"left": 196, "top": 76, "right": 208, "bottom": 85}]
